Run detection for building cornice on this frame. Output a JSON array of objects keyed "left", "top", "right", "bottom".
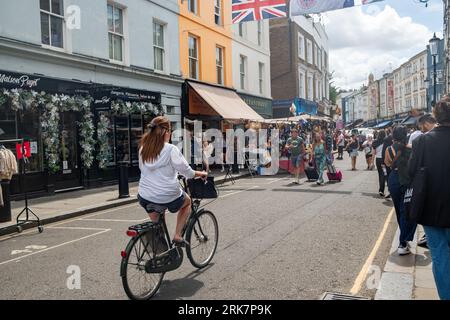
[{"left": 0, "top": 36, "right": 184, "bottom": 85}]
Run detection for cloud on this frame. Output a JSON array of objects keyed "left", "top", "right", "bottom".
[{"left": 324, "top": 5, "right": 434, "bottom": 90}]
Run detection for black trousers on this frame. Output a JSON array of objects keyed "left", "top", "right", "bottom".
[
  {"left": 376, "top": 158, "right": 390, "bottom": 194},
  {"left": 338, "top": 146, "right": 344, "bottom": 158}
]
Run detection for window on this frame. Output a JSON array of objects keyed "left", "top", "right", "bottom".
[
  {"left": 166, "top": 106, "right": 175, "bottom": 114},
  {"left": 298, "top": 33, "right": 305, "bottom": 60},
  {"left": 307, "top": 75, "right": 313, "bottom": 100},
  {"left": 318, "top": 48, "right": 322, "bottom": 70},
  {"left": 216, "top": 46, "right": 224, "bottom": 85},
  {"left": 239, "top": 55, "right": 247, "bottom": 90},
  {"left": 306, "top": 40, "right": 313, "bottom": 64},
  {"left": 40, "top": 0, "right": 64, "bottom": 48},
  {"left": 189, "top": 36, "right": 199, "bottom": 79},
  {"left": 108, "top": 3, "right": 124, "bottom": 62},
  {"left": 188, "top": 0, "right": 197, "bottom": 14},
  {"left": 153, "top": 22, "right": 165, "bottom": 71},
  {"left": 214, "top": 0, "right": 222, "bottom": 25},
  {"left": 238, "top": 23, "right": 246, "bottom": 38},
  {"left": 298, "top": 69, "right": 305, "bottom": 98},
  {"left": 315, "top": 45, "right": 319, "bottom": 67},
  {"left": 258, "top": 62, "right": 264, "bottom": 95},
  {"left": 257, "top": 21, "right": 263, "bottom": 46}
]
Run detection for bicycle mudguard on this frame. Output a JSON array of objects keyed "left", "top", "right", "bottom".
[{"left": 145, "top": 247, "right": 183, "bottom": 274}]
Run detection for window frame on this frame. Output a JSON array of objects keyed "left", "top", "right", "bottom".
[
  {"left": 258, "top": 62, "right": 265, "bottom": 95},
  {"left": 306, "top": 39, "right": 313, "bottom": 64},
  {"left": 107, "top": 2, "right": 126, "bottom": 63},
  {"left": 153, "top": 21, "right": 166, "bottom": 72},
  {"left": 188, "top": 35, "right": 199, "bottom": 80},
  {"left": 298, "top": 33, "right": 305, "bottom": 60},
  {"left": 216, "top": 46, "right": 224, "bottom": 85},
  {"left": 214, "top": 0, "right": 222, "bottom": 26},
  {"left": 239, "top": 54, "right": 247, "bottom": 90},
  {"left": 257, "top": 21, "right": 263, "bottom": 46},
  {"left": 188, "top": 0, "right": 198, "bottom": 15},
  {"left": 40, "top": 0, "right": 65, "bottom": 50}
]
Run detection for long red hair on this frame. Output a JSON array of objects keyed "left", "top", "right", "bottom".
[{"left": 140, "top": 116, "right": 171, "bottom": 163}]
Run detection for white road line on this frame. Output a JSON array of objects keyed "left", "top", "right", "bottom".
[
  {"left": 0, "top": 229, "right": 111, "bottom": 266},
  {"left": 47, "top": 226, "right": 110, "bottom": 231},
  {"left": 79, "top": 218, "right": 149, "bottom": 223},
  {"left": 219, "top": 186, "right": 260, "bottom": 198},
  {"left": 265, "top": 177, "right": 286, "bottom": 185},
  {"left": 350, "top": 208, "right": 395, "bottom": 295}
]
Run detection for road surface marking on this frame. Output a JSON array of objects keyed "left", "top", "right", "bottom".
[
  {"left": 350, "top": 208, "right": 395, "bottom": 295},
  {"left": 79, "top": 218, "right": 149, "bottom": 223},
  {"left": 219, "top": 186, "right": 260, "bottom": 198},
  {"left": 265, "top": 177, "right": 285, "bottom": 185},
  {"left": 0, "top": 229, "right": 111, "bottom": 266},
  {"left": 47, "top": 226, "right": 111, "bottom": 231}
]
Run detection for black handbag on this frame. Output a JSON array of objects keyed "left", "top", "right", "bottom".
[{"left": 187, "top": 177, "right": 218, "bottom": 199}]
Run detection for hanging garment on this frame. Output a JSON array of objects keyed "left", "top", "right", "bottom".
[
  {"left": 0, "top": 148, "right": 18, "bottom": 180},
  {"left": 0, "top": 183, "right": 3, "bottom": 207}
]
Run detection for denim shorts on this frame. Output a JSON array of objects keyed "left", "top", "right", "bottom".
[
  {"left": 138, "top": 193, "right": 186, "bottom": 214},
  {"left": 291, "top": 154, "right": 303, "bottom": 167}
]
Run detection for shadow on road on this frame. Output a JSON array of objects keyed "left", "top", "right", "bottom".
[{"left": 153, "top": 264, "right": 215, "bottom": 300}]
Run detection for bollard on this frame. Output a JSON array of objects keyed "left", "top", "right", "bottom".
[
  {"left": 232, "top": 151, "right": 239, "bottom": 174},
  {"left": 0, "top": 180, "right": 12, "bottom": 223},
  {"left": 118, "top": 163, "right": 130, "bottom": 199}
]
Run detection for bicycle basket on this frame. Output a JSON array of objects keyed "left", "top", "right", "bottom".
[{"left": 187, "top": 177, "right": 218, "bottom": 199}]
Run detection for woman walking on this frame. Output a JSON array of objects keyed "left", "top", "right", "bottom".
[
  {"left": 385, "top": 126, "right": 416, "bottom": 255},
  {"left": 362, "top": 135, "right": 375, "bottom": 170},
  {"left": 346, "top": 134, "right": 360, "bottom": 171},
  {"left": 408, "top": 99, "right": 450, "bottom": 300},
  {"left": 372, "top": 130, "right": 389, "bottom": 197},
  {"left": 312, "top": 133, "right": 326, "bottom": 186}
]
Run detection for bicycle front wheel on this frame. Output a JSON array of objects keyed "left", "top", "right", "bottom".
[
  {"left": 186, "top": 210, "right": 219, "bottom": 269},
  {"left": 121, "top": 232, "right": 164, "bottom": 300}
]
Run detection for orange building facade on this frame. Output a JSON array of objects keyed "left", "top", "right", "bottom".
[{"left": 178, "top": 0, "right": 233, "bottom": 87}]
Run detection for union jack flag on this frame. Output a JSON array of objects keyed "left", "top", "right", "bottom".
[{"left": 232, "top": 0, "right": 287, "bottom": 24}]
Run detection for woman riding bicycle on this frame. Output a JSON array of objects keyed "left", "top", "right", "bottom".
[{"left": 138, "top": 116, "right": 207, "bottom": 246}]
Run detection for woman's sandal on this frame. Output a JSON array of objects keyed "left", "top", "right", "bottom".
[{"left": 172, "top": 238, "right": 190, "bottom": 248}]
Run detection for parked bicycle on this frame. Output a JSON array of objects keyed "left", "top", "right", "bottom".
[{"left": 120, "top": 176, "right": 219, "bottom": 300}]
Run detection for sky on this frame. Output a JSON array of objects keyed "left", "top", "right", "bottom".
[{"left": 321, "top": 0, "right": 444, "bottom": 90}]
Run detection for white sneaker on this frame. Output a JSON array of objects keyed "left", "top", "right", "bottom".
[{"left": 398, "top": 245, "right": 411, "bottom": 256}]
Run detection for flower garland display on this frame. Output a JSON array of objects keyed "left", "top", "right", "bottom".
[
  {"left": 0, "top": 89, "right": 95, "bottom": 173},
  {"left": 96, "top": 114, "right": 112, "bottom": 169},
  {"left": 0, "top": 88, "right": 165, "bottom": 174},
  {"left": 111, "top": 99, "right": 164, "bottom": 116}
]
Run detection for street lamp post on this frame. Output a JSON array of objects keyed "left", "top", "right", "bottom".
[{"left": 429, "top": 33, "right": 440, "bottom": 111}]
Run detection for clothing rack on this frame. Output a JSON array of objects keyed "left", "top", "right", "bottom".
[{"left": 0, "top": 138, "right": 43, "bottom": 234}]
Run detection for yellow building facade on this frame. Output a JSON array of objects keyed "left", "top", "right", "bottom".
[{"left": 178, "top": 0, "right": 233, "bottom": 87}]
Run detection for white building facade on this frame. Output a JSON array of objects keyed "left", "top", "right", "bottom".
[{"left": 232, "top": 20, "right": 272, "bottom": 118}]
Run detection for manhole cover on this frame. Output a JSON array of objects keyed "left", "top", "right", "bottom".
[{"left": 320, "top": 292, "right": 371, "bottom": 300}]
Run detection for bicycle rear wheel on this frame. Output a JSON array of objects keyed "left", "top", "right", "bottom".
[
  {"left": 186, "top": 210, "right": 219, "bottom": 269},
  {"left": 121, "top": 232, "right": 164, "bottom": 300}
]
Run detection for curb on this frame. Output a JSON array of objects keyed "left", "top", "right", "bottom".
[
  {"left": 374, "top": 227, "right": 418, "bottom": 300},
  {"left": 0, "top": 173, "right": 251, "bottom": 237}
]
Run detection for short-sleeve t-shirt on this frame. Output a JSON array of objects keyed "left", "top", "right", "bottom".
[{"left": 287, "top": 137, "right": 304, "bottom": 156}]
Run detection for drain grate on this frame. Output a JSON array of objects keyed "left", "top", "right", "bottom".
[{"left": 320, "top": 292, "right": 371, "bottom": 300}]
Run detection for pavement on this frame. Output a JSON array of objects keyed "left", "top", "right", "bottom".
[
  {"left": 0, "top": 169, "right": 250, "bottom": 236},
  {"left": 0, "top": 155, "right": 437, "bottom": 300},
  {"left": 375, "top": 225, "right": 439, "bottom": 300}
]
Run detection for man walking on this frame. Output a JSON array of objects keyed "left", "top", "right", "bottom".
[{"left": 286, "top": 128, "right": 305, "bottom": 185}]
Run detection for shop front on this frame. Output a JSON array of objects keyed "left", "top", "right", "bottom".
[
  {"left": 0, "top": 70, "right": 164, "bottom": 198},
  {"left": 0, "top": 70, "right": 92, "bottom": 198},
  {"left": 181, "top": 80, "right": 264, "bottom": 168},
  {"left": 90, "top": 87, "right": 163, "bottom": 186},
  {"left": 238, "top": 93, "right": 273, "bottom": 119}
]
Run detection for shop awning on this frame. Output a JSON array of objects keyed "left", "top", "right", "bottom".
[
  {"left": 401, "top": 116, "right": 420, "bottom": 126},
  {"left": 188, "top": 82, "right": 263, "bottom": 121},
  {"left": 373, "top": 120, "right": 393, "bottom": 129}
]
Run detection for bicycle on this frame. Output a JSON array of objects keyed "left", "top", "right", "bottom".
[{"left": 120, "top": 176, "right": 219, "bottom": 300}]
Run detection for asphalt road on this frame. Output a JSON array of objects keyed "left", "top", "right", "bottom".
[{"left": 0, "top": 156, "right": 398, "bottom": 300}]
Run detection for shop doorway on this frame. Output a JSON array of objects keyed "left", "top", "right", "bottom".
[{"left": 54, "top": 112, "right": 82, "bottom": 191}]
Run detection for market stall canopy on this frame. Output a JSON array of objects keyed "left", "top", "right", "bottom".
[{"left": 188, "top": 81, "right": 263, "bottom": 121}]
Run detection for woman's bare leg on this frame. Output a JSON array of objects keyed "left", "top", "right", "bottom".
[{"left": 174, "top": 195, "right": 192, "bottom": 241}]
